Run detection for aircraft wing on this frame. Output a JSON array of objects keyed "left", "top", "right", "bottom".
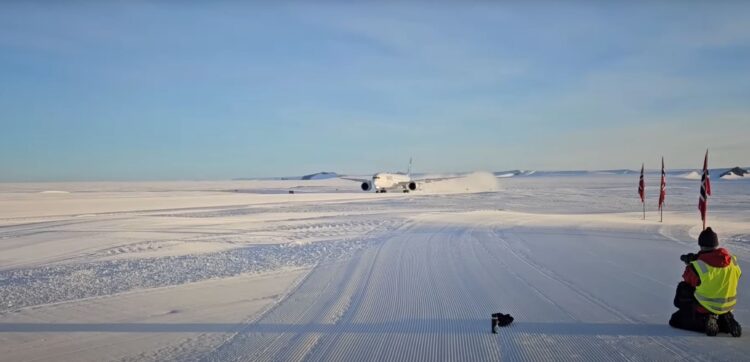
[
  {"left": 339, "top": 177, "right": 370, "bottom": 183},
  {"left": 411, "top": 175, "right": 466, "bottom": 184}
]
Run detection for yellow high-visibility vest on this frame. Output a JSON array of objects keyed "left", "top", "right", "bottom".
[{"left": 691, "top": 256, "right": 742, "bottom": 315}]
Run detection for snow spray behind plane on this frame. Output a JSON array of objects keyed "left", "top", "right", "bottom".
[{"left": 419, "top": 171, "right": 500, "bottom": 194}]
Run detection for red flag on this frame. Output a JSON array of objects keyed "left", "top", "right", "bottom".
[
  {"left": 638, "top": 163, "right": 645, "bottom": 203},
  {"left": 658, "top": 157, "right": 666, "bottom": 210},
  {"left": 698, "top": 150, "right": 711, "bottom": 225}
]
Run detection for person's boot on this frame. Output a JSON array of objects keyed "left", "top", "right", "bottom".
[
  {"left": 706, "top": 314, "right": 719, "bottom": 336},
  {"left": 721, "top": 312, "right": 742, "bottom": 337},
  {"left": 491, "top": 316, "right": 499, "bottom": 334}
]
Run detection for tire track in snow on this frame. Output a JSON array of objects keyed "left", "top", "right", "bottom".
[
  {"left": 473, "top": 230, "right": 579, "bottom": 322},
  {"left": 493, "top": 228, "right": 700, "bottom": 361},
  {"left": 301, "top": 225, "right": 393, "bottom": 361},
  {"left": 303, "top": 225, "right": 505, "bottom": 362},
  {"left": 495, "top": 229, "right": 639, "bottom": 322},
  {"left": 194, "top": 222, "right": 741, "bottom": 361},
  {"left": 471, "top": 228, "right": 632, "bottom": 362},
  {"left": 200, "top": 224, "right": 407, "bottom": 362},
  {"left": 274, "top": 242, "right": 383, "bottom": 361},
  {"left": 201, "top": 254, "right": 362, "bottom": 361}
]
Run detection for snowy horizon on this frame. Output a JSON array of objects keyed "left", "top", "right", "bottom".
[{"left": 2, "top": 166, "right": 749, "bottom": 183}]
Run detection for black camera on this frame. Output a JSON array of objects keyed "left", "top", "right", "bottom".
[{"left": 680, "top": 253, "right": 698, "bottom": 264}]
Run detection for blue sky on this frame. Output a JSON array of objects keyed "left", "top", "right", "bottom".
[{"left": 1, "top": 2, "right": 749, "bottom": 181}]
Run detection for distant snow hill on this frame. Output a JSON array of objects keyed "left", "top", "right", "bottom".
[
  {"left": 720, "top": 167, "right": 749, "bottom": 180},
  {"left": 678, "top": 171, "right": 703, "bottom": 180},
  {"left": 595, "top": 169, "right": 637, "bottom": 175},
  {"left": 675, "top": 167, "right": 749, "bottom": 180}
]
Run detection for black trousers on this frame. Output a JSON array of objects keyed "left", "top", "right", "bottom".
[{"left": 669, "top": 282, "right": 708, "bottom": 332}]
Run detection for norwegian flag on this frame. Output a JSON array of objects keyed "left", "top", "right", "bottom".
[
  {"left": 658, "top": 157, "right": 666, "bottom": 210},
  {"left": 698, "top": 150, "right": 711, "bottom": 225},
  {"left": 638, "top": 163, "right": 645, "bottom": 203}
]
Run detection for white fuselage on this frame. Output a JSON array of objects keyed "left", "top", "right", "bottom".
[{"left": 372, "top": 172, "right": 411, "bottom": 192}]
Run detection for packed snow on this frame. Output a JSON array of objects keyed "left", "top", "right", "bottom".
[{"left": 1, "top": 174, "right": 748, "bottom": 361}]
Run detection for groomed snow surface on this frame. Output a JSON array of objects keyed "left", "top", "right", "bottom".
[{"left": 1, "top": 175, "right": 749, "bottom": 361}]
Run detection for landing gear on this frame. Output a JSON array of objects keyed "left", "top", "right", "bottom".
[{"left": 403, "top": 189, "right": 409, "bottom": 193}]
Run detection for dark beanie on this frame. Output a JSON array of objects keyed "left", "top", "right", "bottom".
[{"left": 699, "top": 227, "right": 719, "bottom": 250}]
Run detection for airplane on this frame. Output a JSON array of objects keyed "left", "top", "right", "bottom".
[{"left": 341, "top": 159, "right": 459, "bottom": 193}]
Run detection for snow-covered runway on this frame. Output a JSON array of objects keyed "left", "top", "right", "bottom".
[
  {"left": 1, "top": 176, "right": 748, "bottom": 361},
  {"left": 205, "top": 219, "right": 749, "bottom": 361}
]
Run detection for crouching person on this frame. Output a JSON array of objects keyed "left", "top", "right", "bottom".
[{"left": 669, "top": 227, "right": 742, "bottom": 337}]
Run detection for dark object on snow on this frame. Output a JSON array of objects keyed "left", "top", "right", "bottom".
[
  {"left": 719, "top": 167, "right": 748, "bottom": 178},
  {"left": 680, "top": 253, "right": 698, "bottom": 264},
  {"left": 288, "top": 190, "right": 295, "bottom": 194},
  {"left": 698, "top": 227, "right": 719, "bottom": 250},
  {"left": 491, "top": 313, "right": 514, "bottom": 333}
]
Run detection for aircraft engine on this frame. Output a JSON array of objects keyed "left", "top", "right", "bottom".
[
  {"left": 408, "top": 182, "right": 417, "bottom": 191},
  {"left": 361, "top": 181, "right": 372, "bottom": 191}
]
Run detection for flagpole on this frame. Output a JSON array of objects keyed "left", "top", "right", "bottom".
[
  {"left": 700, "top": 149, "right": 709, "bottom": 231},
  {"left": 660, "top": 157, "right": 664, "bottom": 223},
  {"left": 639, "top": 163, "right": 645, "bottom": 220},
  {"left": 704, "top": 150, "right": 707, "bottom": 230}
]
